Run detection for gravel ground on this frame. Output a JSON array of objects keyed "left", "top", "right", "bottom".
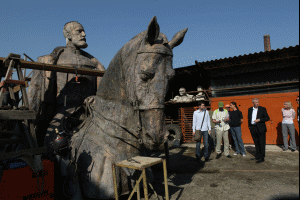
[{"left": 119, "top": 146, "right": 299, "bottom": 200}]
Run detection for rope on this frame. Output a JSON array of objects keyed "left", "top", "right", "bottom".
[{"left": 36, "top": 170, "right": 45, "bottom": 195}]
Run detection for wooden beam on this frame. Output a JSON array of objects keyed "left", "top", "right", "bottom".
[
  {"left": 0, "top": 110, "right": 36, "bottom": 120},
  {"left": 0, "top": 57, "right": 105, "bottom": 77},
  {"left": 0, "top": 79, "right": 26, "bottom": 88},
  {"left": 0, "top": 146, "right": 48, "bottom": 160},
  {"left": 0, "top": 138, "right": 22, "bottom": 145},
  {"left": 13, "top": 81, "right": 29, "bottom": 93}
]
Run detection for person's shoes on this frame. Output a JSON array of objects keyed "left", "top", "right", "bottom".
[
  {"left": 216, "top": 154, "right": 222, "bottom": 159},
  {"left": 283, "top": 149, "right": 288, "bottom": 151},
  {"left": 19, "top": 106, "right": 29, "bottom": 110},
  {"left": 250, "top": 158, "right": 258, "bottom": 161},
  {"left": 1, "top": 105, "right": 11, "bottom": 110},
  {"left": 242, "top": 154, "right": 246, "bottom": 157},
  {"left": 233, "top": 153, "right": 238, "bottom": 156},
  {"left": 256, "top": 159, "right": 265, "bottom": 164},
  {"left": 226, "top": 155, "right": 232, "bottom": 158},
  {"left": 291, "top": 149, "right": 296, "bottom": 152},
  {"left": 205, "top": 157, "right": 210, "bottom": 162}
]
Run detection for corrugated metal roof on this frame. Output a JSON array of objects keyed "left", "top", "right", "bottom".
[
  {"left": 175, "top": 45, "right": 299, "bottom": 72},
  {"left": 199, "top": 45, "right": 298, "bottom": 64}
]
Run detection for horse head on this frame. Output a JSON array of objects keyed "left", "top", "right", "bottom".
[{"left": 96, "top": 16, "right": 187, "bottom": 150}]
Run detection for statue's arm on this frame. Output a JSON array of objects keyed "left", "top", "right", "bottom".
[
  {"left": 90, "top": 57, "right": 105, "bottom": 89},
  {"left": 28, "top": 55, "right": 57, "bottom": 111},
  {"left": 81, "top": 50, "right": 105, "bottom": 89}
]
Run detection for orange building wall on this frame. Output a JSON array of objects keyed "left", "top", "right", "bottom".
[{"left": 211, "top": 92, "right": 299, "bottom": 145}]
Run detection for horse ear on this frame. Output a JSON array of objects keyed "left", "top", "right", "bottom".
[
  {"left": 146, "top": 16, "right": 160, "bottom": 45},
  {"left": 169, "top": 28, "right": 188, "bottom": 49}
]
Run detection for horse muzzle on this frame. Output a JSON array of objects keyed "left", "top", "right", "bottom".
[{"left": 139, "top": 108, "right": 165, "bottom": 150}]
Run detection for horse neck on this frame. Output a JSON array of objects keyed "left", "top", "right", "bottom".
[{"left": 95, "top": 48, "right": 139, "bottom": 133}]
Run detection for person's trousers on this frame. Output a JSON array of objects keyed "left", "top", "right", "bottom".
[
  {"left": 208, "top": 128, "right": 216, "bottom": 151},
  {"left": 282, "top": 123, "right": 297, "bottom": 151},
  {"left": 196, "top": 130, "right": 209, "bottom": 159},
  {"left": 216, "top": 129, "right": 229, "bottom": 156},
  {"left": 228, "top": 129, "right": 235, "bottom": 149},
  {"left": 250, "top": 125, "right": 266, "bottom": 160},
  {"left": 230, "top": 126, "right": 246, "bottom": 155}
]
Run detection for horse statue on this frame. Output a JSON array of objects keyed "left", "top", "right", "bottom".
[{"left": 69, "top": 16, "right": 187, "bottom": 199}]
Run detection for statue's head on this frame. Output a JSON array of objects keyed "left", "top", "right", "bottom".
[
  {"left": 179, "top": 87, "right": 186, "bottom": 96},
  {"left": 63, "top": 21, "right": 88, "bottom": 49}
]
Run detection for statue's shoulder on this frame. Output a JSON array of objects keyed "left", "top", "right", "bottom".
[
  {"left": 81, "top": 50, "right": 105, "bottom": 71},
  {"left": 37, "top": 46, "right": 66, "bottom": 64}
]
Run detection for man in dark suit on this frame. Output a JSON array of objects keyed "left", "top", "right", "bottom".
[{"left": 248, "top": 98, "right": 270, "bottom": 163}]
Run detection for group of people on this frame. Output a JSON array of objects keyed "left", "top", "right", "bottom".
[{"left": 192, "top": 96, "right": 299, "bottom": 163}]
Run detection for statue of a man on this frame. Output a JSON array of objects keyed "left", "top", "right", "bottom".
[
  {"left": 28, "top": 21, "right": 105, "bottom": 147},
  {"left": 172, "top": 87, "right": 194, "bottom": 102},
  {"left": 195, "top": 86, "right": 205, "bottom": 101}
]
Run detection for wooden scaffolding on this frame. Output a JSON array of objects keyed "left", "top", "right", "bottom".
[{"left": 0, "top": 53, "right": 104, "bottom": 165}]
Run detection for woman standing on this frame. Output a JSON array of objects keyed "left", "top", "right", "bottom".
[
  {"left": 282, "top": 101, "right": 296, "bottom": 152},
  {"left": 229, "top": 102, "right": 246, "bottom": 156}
]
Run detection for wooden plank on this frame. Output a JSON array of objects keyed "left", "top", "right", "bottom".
[
  {"left": 0, "top": 57, "right": 105, "bottom": 77},
  {"left": 115, "top": 156, "right": 163, "bottom": 170},
  {"left": 0, "top": 131, "right": 14, "bottom": 136},
  {"left": 0, "top": 60, "right": 15, "bottom": 105},
  {"left": 0, "top": 138, "right": 22, "bottom": 144},
  {"left": 16, "top": 64, "right": 29, "bottom": 107},
  {"left": 0, "top": 80, "right": 26, "bottom": 88},
  {"left": 0, "top": 146, "right": 48, "bottom": 160},
  {"left": 0, "top": 110, "right": 36, "bottom": 120},
  {"left": 13, "top": 81, "right": 29, "bottom": 93}
]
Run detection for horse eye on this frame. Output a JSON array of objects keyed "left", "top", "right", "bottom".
[{"left": 140, "top": 70, "right": 155, "bottom": 81}]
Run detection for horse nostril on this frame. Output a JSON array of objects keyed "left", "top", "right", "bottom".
[
  {"left": 145, "top": 133, "right": 153, "bottom": 140},
  {"left": 145, "top": 133, "right": 155, "bottom": 144}
]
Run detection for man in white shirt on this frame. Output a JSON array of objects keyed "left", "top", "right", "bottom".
[
  {"left": 212, "top": 102, "right": 231, "bottom": 159},
  {"left": 193, "top": 101, "right": 211, "bottom": 162}
]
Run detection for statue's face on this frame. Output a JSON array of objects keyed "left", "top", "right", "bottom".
[
  {"left": 197, "top": 87, "right": 202, "bottom": 91},
  {"left": 69, "top": 23, "right": 88, "bottom": 49},
  {"left": 179, "top": 88, "right": 186, "bottom": 96}
]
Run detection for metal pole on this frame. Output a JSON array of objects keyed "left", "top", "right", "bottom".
[
  {"left": 164, "top": 141, "right": 170, "bottom": 170},
  {"left": 128, "top": 174, "right": 143, "bottom": 200},
  {"left": 163, "top": 159, "right": 169, "bottom": 200},
  {"left": 112, "top": 164, "right": 119, "bottom": 200},
  {"left": 23, "top": 55, "right": 27, "bottom": 80},
  {"left": 142, "top": 168, "right": 149, "bottom": 200},
  {"left": 137, "top": 179, "right": 141, "bottom": 200},
  {"left": 23, "top": 53, "right": 35, "bottom": 62}
]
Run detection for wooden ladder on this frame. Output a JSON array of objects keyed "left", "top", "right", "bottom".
[{"left": 0, "top": 53, "right": 46, "bottom": 164}]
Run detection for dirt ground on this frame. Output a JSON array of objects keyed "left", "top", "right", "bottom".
[{"left": 120, "top": 146, "right": 299, "bottom": 200}]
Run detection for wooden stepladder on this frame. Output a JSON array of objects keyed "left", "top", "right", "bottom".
[
  {"left": 0, "top": 53, "right": 46, "bottom": 168},
  {"left": 113, "top": 156, "right": 169, "bottom": 200}
]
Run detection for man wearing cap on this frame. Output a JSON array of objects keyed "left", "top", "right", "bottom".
[{"left": 212, "top": 102, "right": 231, "bottom": 159}]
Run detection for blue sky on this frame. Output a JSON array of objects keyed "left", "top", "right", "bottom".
[{"left": 0, "top": 0, "right": 299, "bottom": 74}]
